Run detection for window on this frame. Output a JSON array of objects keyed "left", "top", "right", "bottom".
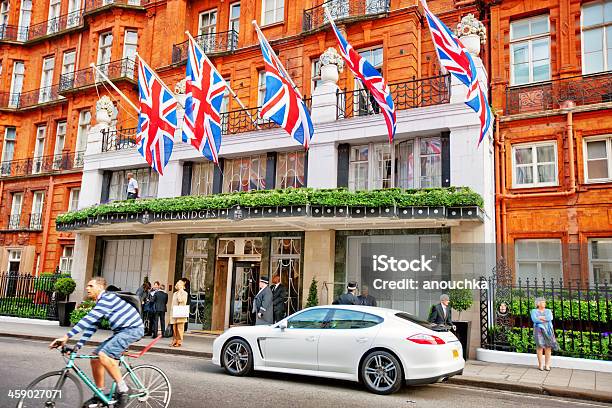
[
  {"left": 109, "top": 168, "right": 158, "bottom": 201},
  {"left": 9, "top": 61, "right": 25, "bottom": 107},
  {"left": 33, "top": 125, "right": 46, "bottom": 174},
  {"left": 589, "top": 239, "right": 612, "bottom": 284},
  {"left": 229, "top": 2, "right": 240, "bottom": 33},
  {"left": 584, "top": 136, "right": 612, "bottom": 182},
  {"left": 349, "top": 137, "right": 441, "bottom": 191},
  {"left": 512, "top": 142, "right": 557, "bottom": 187},
  {"left": 198, "top": 9, "right": 217, "bottom": 52},
  {"left": 356, "top": 47, "right": 383, "bottom": 115},
  {"left": 221, "top": 78, "right": 231, "bottom": 114},
  {"left": 30, "top": 191, "right": 44, "bottom": 229},
  {"left": 222, "top": 155, "right": 267, "bottom": 192},
  {"left": 257, "top": 70, "right": 266, "bottom": 106},
  {"left": 9, "top": 192, "right": 23, "bottom": 229},
  {"left": 191, "top": 161, "right": 214, "bottom": 196},
  {"left": 47, "top": 0, "right": 61, "bottom": 34},
  {"left": 59, "top": 246, "right": 74, "bottom": 274},
  {"left": 1, "top": 127, "right": 16, "bottom": 175},
  {"left": 17, "top": 0, "right": 31, "bottom": 41},
  {"left": 581, "top": 0, "right": 612, "bottom": 74},
  {"left": 328, "top": 309, "right": 383, "bottom": 329},
  {"left": 287, "top": 308, "right": 331, "bottom": 329},
  {"left": 311, "top": 59, "right": 322, "bottom": 94},
  {"left": 39, "top": 56, "right": 55, "bottom": 103},
  {"left": 515, "top": 239, "right": 562, "bottom": 282},
  {"left": 98, "top": 32, "right": 113, "bottom": 69},
  {"left": 276, "top": 151, "right": 306, "bottom": 188},
  {"left": 75, "top": 109, "right": 91, "bottom": 156},
  {"left": 270, "top": 238, "right": 301, "bottom": 316},
  {"left": 262, "top": 0, "right": 284, "bottom": 25},
  {"left": 510, "top": 15, "right": 551, "bottom": 85},
  {"left": 122, "top": 30, "right": 138, "bottom": 62},
  {"left": 1, "top": 1, "right": 9, "bottom": 27},
  {"left": 68, "top": 188, "right": 80, "bottom": 211},
  {"left": 52, "top": 121, "right": 66, "bottom": 169},
  {"left": 67, "top": 0, "right": 80, "bottom": 23},
  {"left": 62, "top": 51, "right": 76, "bottom": 77}
]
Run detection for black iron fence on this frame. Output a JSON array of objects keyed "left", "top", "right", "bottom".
[
  {"left": 0, "top": 272, "right": 59, "bottom": 320},
  {"left": 59, "top": 58, "right": 136, "bottom": 92},
  {"left": 102, "top": 127, "right": 139, "bottom": 152},
  {"left": 337, "top": 74, "right": 450, "bottom": 119},
  {"left": 26, "top": 10, "right": 83, "bottom": 41},
  {"left": 172, "top": 29, "right": 239, "bottom": 64},
  {"left": 480, "top": 260, "right": 612, "bottom": 360},
  {"left": 0, "top": 151, "right": 84, "bottom": 178},
  {"left": 303, "top": 0, "right": 391, "bottom": 32},
  {"left": 10, "top": 85, "right": 64, "bottom": 109},
  {"left": 0, "top": 24, "right": 26, "bottom": 41},
  {"left": 6, "top": 213, "right": 44, "bottom": 231},
  {"left": 505, "top": 71, "right": 612, "bottom": 115}
]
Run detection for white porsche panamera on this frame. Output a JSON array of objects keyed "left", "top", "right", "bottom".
[{"left": 212, "top": 305, "right": 464, "bottom": 394}]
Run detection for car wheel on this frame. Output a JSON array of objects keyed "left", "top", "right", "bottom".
[
  {"left": 361, "top": 350, "right": 403, "bottom": 395},
  {"left": 222, "top": 338, "right": 253, "bottom": 376}
]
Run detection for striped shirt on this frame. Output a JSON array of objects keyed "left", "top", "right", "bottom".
[{"left": 67, "top": 291, "right": 144, "bottom": 348}]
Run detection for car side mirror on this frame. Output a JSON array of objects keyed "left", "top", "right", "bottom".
[{"left": 277, "top": 320, "right": 287, "bottom": 330}]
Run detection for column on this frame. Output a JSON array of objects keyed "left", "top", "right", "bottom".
[
  {"left": 149, "top": 234, "right": 178, "bottom": 327},
  {"left": 157, "top": 161, "right": 183, "bottom": 198},
  {"left": 302, "top": 230, "right": 335, "bottom": 307},
  {"left": 72, "top": 234, "right": 97, "bottom": 302}
]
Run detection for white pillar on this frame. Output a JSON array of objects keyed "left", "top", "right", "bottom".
[
  {"left": 307, "top": 142, "right": 337, "bottom": 188},
  {"left": 157, "top": 160, "right": 183, "bottom": 198},
  {"left": 78, "top": 123, "right": 107, "bottom": 208},
  {"left": 71, "top": 234, "right": 96, "bottom": 302}
]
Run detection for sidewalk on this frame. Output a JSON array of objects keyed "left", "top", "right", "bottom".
[{"left": 1, "top": 320, "right": 610, "bottom": 403}]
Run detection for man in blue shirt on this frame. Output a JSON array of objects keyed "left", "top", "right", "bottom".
[{"left": 50, "top": 277, "right": 144, "bottom": 407}]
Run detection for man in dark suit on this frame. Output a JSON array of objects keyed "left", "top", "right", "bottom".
[
  {"left": 357, "top": 285, "right": 377, "bottom": 306},
  {"left": 428, "top": 294, "right": 453, "bottom": 326},
  {"left": 253, "top": 276, "right": 273, "bottom": 325},
  {"left": 270, "top": 274, "right": 288, "bottom": 323},
  {"left": 333, "top": 281, "right": 359, "bottom": 305},
  {"left": 151, "top": 281, "right": 168, "bottom": 338}
]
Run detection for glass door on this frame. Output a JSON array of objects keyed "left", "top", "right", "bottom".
[
  {"left": 230, "top": 262, "right": 259, "bottom": 326},
  {"left": 33, "top": 125, "right": 46, "bottom": 174}
]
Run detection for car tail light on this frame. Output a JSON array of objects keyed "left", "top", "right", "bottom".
[{"left": 406, "top": 333, "right": 446, "bottom": 345}]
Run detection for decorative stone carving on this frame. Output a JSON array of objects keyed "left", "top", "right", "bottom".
[
  {"left": 175, "top": 78, "right": 186, "bottom": 95},
  {"left": 319, "top": 48, "right": 344, "bottom": 85},
  {"left": 95, "top": 96, "right": 116, "bottom": 125},
  {"left": 456, "top": 13, "right": 486, "bottom": 56}
]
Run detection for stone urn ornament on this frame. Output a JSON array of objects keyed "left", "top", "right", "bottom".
[
  {"left": 456, "top": 13, "right": 487, "bottom": 56},
  {"left": 95, "top": 96, "right": 116, "bottom": 125},
  {"left": 319, "top": 47, "right": 344, "bottom": 84}
]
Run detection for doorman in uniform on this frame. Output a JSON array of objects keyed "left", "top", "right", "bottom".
[
  {"left": 333, "top": 281, "right": 359, "bottom": 305},
  {"left": 253, "top": 276, "right": 273, "bottom": 325}
]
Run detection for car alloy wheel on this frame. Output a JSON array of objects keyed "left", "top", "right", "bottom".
[
  {"left": 361, "top": 351, "right": 402, "bottom": 394},
  {"left": 222, "top": 338, "right": 253, "bottom": 376}
]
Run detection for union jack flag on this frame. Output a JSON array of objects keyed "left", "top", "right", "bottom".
[
  {"left": 255, "top": 27, "right": 314, "bottom": 149},
  {"left": 326, "top": 10, "right": 396, "bottom": 142},
  {"left": 421, "top": 0, "right": 492, "bottom": 144},
  {"left": 137, "top": 58, "right": 178, "bottom": 175},
  {"left": 182, "top": 36, "right": 227, "bottom": 164}
]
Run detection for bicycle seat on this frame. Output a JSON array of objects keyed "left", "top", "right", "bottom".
[{"left": 123, "top": 335, "right": 162, "bottom": 358}]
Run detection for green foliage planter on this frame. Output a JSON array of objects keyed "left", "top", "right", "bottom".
[
  {"left": 70, "top": 300, "right": 110, "bottom": 329},
  {"left": 509, "top": 298, "right": 610, "bottom": 323}
]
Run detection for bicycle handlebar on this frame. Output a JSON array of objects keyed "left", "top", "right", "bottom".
[{"left": 59, "top": 345, "right": 78, "bottom": 355}]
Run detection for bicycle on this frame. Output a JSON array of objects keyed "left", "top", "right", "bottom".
[{"left": 16, "top": 336, "right": 171, "bottom": 407}]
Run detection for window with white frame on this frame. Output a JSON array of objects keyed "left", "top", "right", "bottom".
[
  {"left": 9, "top": 192, "right": 23, "bottom": 229},
  {"left": 311, "top": 58, "right": 322, "bottom": 94},
  {"left": 229, "top": 2, "right": 240, "bottom": 33},
  {"left": 47, "top": 0, "right": 61, "bottom": 34},
  {"left": 589, "top": 238, "right": 612, "bottom": 284},
  {"left": 30, "top": 191, "right": 44, "bottom": 229},
  {"left": 62, "top": 51, "right": 76, "bottom": 77},
  {"left": 262, "top": 0, "right": 284, "bottom": 25},
  {"left": 52, "top": 121, "right": 66, "bottom": 169},
  {"left": 39, "top": 56, "right": 55, "bottom": 103},
  {"left": 68, "top": 187, "right": 80, "bottom": 211},
  {"left": 17, "top": 0, "right": 32, "bottom": 41},
  {"left": 223, "top": 155, "right": 267, "bottom": 192},
  {"left": 510, "top": 15, "right": 551, "bottom": 85},
  {"left": 59, "top": 245, "right": 74, "bottom": 274},
  {"left": 276, "top": 151, "right": 306, "bottom": 189},
  {"left": 356, "top": 47, "right": 383, "bottom": 114},
  {"left": 191, "top": 161, "right": 214, "bottom": 196},
  {"left": 97, "top": 32, "right": 113, "bottom": 67},
  {"left": 75, "top": 109, "right": 91, "bottom": 155},
  {"left": 349, "top": 137, "right": 441, "bottom": 191},
  {"left": 122, "top": 30, "right": 138, "bottom": 61},
  {"left": 1, "top": 127, "right": 16, "bottom": 175},
  {"left": 584, "top": 136, "right": 612, "bottom": 182},
  {"left": 581, "top": 0, "right": 612, "bottom": 74},
  {"left": 9, "top": 61, "right": 25, "bottom": 107},
  {"left": 257, "top": 70, "right": 267, "bottom": 106},
  {"left": 1, "top": 1, "right": 9, "bottom": 26},
  {"left": 515, "top": 239, "right": 563, "bottom": 282},
  {"left": 109, "top": 168, "right": 158, "bottom": 201},
  {"left": 33, "top": 125, "right": 46, "bottom": 174},
  {"left": 198, "top": 9, "right": 217, "bottom": 52},
  {"left": 512, "top": 142, "right": 557, "bottom": 188}
]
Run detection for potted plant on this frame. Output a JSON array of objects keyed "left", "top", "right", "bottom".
[
  {"left": 456, "top": 13, "right": 486, "bottom": 56},
  {"left": 449, "top": 287, "right": 474, "bottom": 360},
  {"left": 54, "top": 276, "right": 77, "bottom": 327},
  {"left": 305, "top": 277, "right": 318, "bottom": 308}
]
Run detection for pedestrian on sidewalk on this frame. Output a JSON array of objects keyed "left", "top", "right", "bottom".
[
  {"left": 170, "top": 280, "right": 188, "bottom": 347},
  {"left": 271, "top": 274, "right": 288, "bottom": 323},
  {"left": 151, "top": 281, "right": 168, "bottom": 338},
  {"left": 428, "top": 294, "right": 453, "bottom": 327},
  {"left": 531, "top": 297, "right": 559, "bottom": 371}
]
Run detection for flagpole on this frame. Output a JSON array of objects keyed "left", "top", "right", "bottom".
[
  {"left": 134, "top": 52, "right": 185, "bottom": 109},
  {"left": 90, "top": 63, "right": 139, "bottom": 113},
  {"left": 184, "top": 31, "right": 259, "bottom": 128},
  {"left": 251, "top": 20, "right": 303, "bottom": 99}
]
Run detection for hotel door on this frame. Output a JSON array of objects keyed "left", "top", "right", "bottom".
[{"left": 230, "top": 262, "right": 259, "bottom": 326}]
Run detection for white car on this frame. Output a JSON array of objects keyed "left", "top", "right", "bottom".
[{"left": 212, "top": 305, "right": 464, "bottom": 394}]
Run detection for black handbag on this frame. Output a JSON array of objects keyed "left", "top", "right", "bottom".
[{"left": 163, "top": 325, "right": 173, "bottom": 338}]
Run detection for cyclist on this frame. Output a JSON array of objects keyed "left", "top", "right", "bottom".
[{"left": 49, "top": 277, "right": 144, "bottom": 408}]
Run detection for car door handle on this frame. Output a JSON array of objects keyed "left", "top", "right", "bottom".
[
  {"left": 356, "top": 337, "right": 369, "bottom": 343},
  {"left": 305, "top": 336, "right": 317, "bottom": 342}
]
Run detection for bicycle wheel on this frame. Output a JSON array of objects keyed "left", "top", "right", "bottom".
[
  {"left": 122, "top": 364, "right": 171, "bottom": 408},
  {"left": 16, "top": 370, "right": 83, "bottom": 408}
]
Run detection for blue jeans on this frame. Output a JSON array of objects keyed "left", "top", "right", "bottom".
[{"left": 95, "top": 327, "right": 144, "bottom": 359}]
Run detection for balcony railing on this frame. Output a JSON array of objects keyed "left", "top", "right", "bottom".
[
  {"left": 59, "top": 58, "right": 136, "bottom": 92},
  {"left": 303, "top": 0, "right": 391, "bottom": 32},
  {"left": 505, "top": 71, "right": 612, "bottom": 115},
  {"left": 26, "top": 10, "right": 83, "bottom": 41},
  {"left": 0, "top": 151, "right": 84, "bottom": 178},
  {"left": 8, "top": 214, "right": 21, "bottom": 230},
  {"left": 102, "top": 127, "right": 138, "bottom": 152},
  {"left": 29, "top": 213, "right": 43, "bottom": 230},
  {"left": 84, "top": 0, "right": 146, "bottom": 13},
  {"left": 0, "top": 85, "right": 63, "bottom": 109},
  {"left": 336, "top": 74, "right": 451, "bottom": 120},
  {"left": 6, "top": 213, "right": 43, "bottom": 231},
  {"left": 0, "top": 24, "right": 27, "bottom": 41},
  {"left": 172, "top": 30, "right": 239, "bottom": 64}
]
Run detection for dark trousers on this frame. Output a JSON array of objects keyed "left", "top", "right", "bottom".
[{"left": 150, "top": 312, "right": 166, "bottom": 337}]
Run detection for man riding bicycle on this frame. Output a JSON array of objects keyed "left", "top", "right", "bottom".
[{"left": 49, "top": 277, "right": 144, "bottom": 408}]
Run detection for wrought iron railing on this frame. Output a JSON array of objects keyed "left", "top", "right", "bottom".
[
  {"left": 17, "top": 85, "right": 63, "bottom": 108},
  {"left": 0, "top": 151, "right": 84, "bottom": 178},
  {"left": 172, "top": 30, "right": 239, "bottom": 64},
  {"left": 8, "top": 214, "right": 21, "bottom": 230},
  {"left": 59, "top": 58, "right": 136, "bottom": 92},
  {"left": 29, "top": 213, "right": 44, "bottom": 230},
  {"left": 0, "top": 24, "right": 26, "bottom": 41},
  {"left": 0, "top": 272, "right": 59, "bottom": 320},
  {"left": 336, "top": 74, "right": 450, "bottom": 119},
  {"left": 26, "top": 10, "right": 83, "bottom": 41},
  {"left": 102, "top": 127, "right": 139, "bottom": 152},
  {"left": 221, "top": 106, "right": 278, "bottom": 135},
  {"left": 505, "top": 71, "right": 612, "bottom": 115},
  {"left": 303, "top": 0, "right": 391, "bottom": 32},
  {"left": 84, "top": 0, "right": 145, "bottom": 13}
]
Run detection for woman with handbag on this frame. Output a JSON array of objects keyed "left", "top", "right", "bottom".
[
  {"left": 170, "top": 280, "right": 189, "bottom": 347},
  {"left": 531, "top": 297, "right": 559, "bottom": 371}
]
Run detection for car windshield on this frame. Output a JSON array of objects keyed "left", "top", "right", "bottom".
[{"left": 394, "top": 312, "right": 434, "bottom": 329}]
